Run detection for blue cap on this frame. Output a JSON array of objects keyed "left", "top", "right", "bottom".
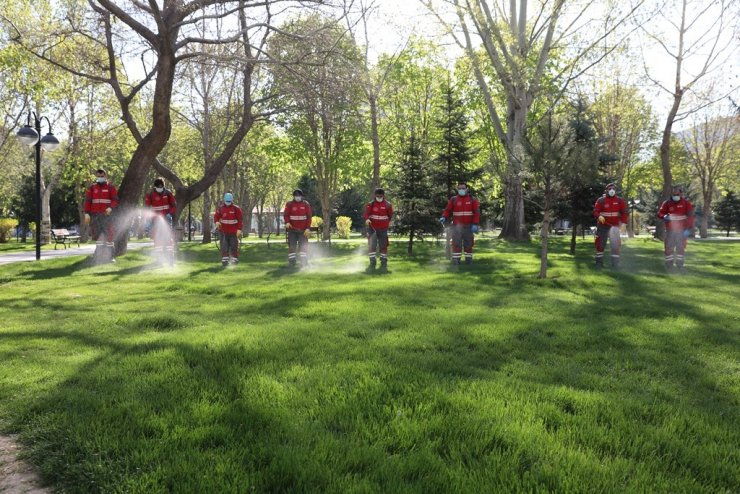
[{"left": 223, "top": 192, "right": 233, "bottom": 203}]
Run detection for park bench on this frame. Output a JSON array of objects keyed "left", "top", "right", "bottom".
[{"left": 50, "top": 228, "right": 81, "bottom": 249}]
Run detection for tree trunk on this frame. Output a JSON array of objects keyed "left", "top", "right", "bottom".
[
  {"left": 499, "top": 174, "right": 528, "bottom": 241},
  {"left": 407, "top": 229, "right": 414, "bottom": 254},
  {"left": 370, "top": 94, "right": 381, "bottom": 190},
  {"left": 539, "top": 209, "right": 550, "bottom": 279},
  {"left": 201, "top": 189, "right": 212, "bottom": 244},
  {"left": 657, "top": 86, "right": 683, "bottom": 242},
  {"left": 570, "top": 219, "right": 577, "bottom": 255},
  {"left": 701, "top": 188, "right": 712, "bottom": 238}
]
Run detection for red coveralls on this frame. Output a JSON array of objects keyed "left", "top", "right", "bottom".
[
  {"left": 84, "top": 181, "right": 119, "bottom": 259},
  {"left": 144, "top": 189, "right": 177, "bottom": 255},
  {"left": 592, "top": 195, "right": 628, "bottom": 266},
  {"left": 214, "top": 204, "right": 243, "bottom": 263},
  {"left": 442, "top": 195, "right": 480, "bottom": 262},
  {"left": 283, "top": 200, "right": 312, "bottom": 265},
  {"left": 658, "top": 198, "right": 694, "bottom": 267},
  {"left": 363, "top": 200, "right": 393, "bottom": 265}
]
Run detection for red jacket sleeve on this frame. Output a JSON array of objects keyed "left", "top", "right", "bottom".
[
  {"left": 657, "top": 201, "right": 668, "bottom": 220},
  {"left": 442, "top": 198, "right": 454, "bottom": 219},
  {"left": 593, "top": 198, "right": 603, "bottom": 219},
  {"left": 363, "top": 203, "right": 371, "bottom": 220},
  {"left": 144, "top": 192, "right": 152, "bottom": 208},
  {"left": 283, "top": 202, "right": 291, "bottom": 225},
  {"left": 473, "top": 198, "right": 481, "bottom": 224},
  {"left": 214, "top": 207, "right": 221, "bottom": 224},
  {"left": 109, "top": 185, "right": 119, "bottom": 209}
]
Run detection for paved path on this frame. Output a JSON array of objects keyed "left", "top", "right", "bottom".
[{"left": 0, "top": 242, "right": 152, "bottom": 265}]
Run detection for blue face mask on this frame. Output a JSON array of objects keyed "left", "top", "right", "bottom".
[
  {"left": 672, "top": 195, "right": 680, "bottom": 202},
  {"left": 457, "top": 189, "right": 467, "bottom": 196}
]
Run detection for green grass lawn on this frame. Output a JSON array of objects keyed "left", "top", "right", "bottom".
[{"left": 0, "top": 237, "right": 737, "bottom": 493}]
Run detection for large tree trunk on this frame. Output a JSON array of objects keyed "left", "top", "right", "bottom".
[
  {"left": 701, "top": 188, "right": 712, "bottom": 238},
  {"left": 499, "top": 100, "right": 530, "bottom": 241},
  {"left": 201, "top": 189, "right": 213, "bottom": 244},
  {"left": 499, "top": 174, "right": 528, "bottom": 241}
]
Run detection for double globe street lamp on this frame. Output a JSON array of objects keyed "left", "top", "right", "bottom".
[{"left": 16, "top": 111, "right": 61, "bottom": 260}]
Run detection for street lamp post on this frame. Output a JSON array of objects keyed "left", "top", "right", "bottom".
[{"left": 16, "top": 112, "right": 61, "bottom": 260}]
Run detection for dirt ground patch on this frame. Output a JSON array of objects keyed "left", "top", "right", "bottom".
[{"left": 0, "top": 435, "right": 50, "bottom": 493}]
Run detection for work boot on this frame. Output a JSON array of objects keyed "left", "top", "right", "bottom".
[
  {"left": 380, "top": 258, "right": 387, "bottom": 269},
  {"left": 665, "top": 261, "right": 673, "bottom": 270},
  {"left": 452, "top": 258, "right": 460, "bottom": 266},
  {"left": 465, "top": 257, "right": 472, "bottom": 265},
  {"left": 595, "top": 258, "right": 603, "bottom": 269},
  {"left": 288, "top": 259, "right": 296, "bottom": 267},
  {"left": 222, "top": 260, "right": 229, "bottom": 267},
  {"left": 611, "top": 259, "right": 619, "bottom": 270},
  {"left": 231, "top": 257, "right": 239, "bottom": 265}
]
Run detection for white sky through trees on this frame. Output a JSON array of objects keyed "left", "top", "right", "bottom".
[{"left": 366, "top": 0, "right": 739, "bottom": 129}]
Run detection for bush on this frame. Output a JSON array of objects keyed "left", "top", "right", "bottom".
[
  {"left": 0, "top": 218, "right": 19, "bottom": 243},
  {"left": 335, "top": 216, "right": 352, "bottom": 239}
]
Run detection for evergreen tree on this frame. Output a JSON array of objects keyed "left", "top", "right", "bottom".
[
  {"left": 393, "top": 135, "right": 441, "bottom": 254},
  {"left": 714, "top": 191, "right": 740, "bottom": 237},
  {"left": 433, "top": 79, "right": 481, "bottom": 208}
]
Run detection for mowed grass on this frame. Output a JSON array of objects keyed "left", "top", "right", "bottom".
[{"left": 0, "top": 236, "right": 737, "bottom": 493}]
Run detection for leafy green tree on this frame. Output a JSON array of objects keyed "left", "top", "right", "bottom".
[
  {"left": 270, "top": 14, "right": 366, "bottom": 240},
  {"left": 714, "top": 191, "right": 740, "bottom": 236}
]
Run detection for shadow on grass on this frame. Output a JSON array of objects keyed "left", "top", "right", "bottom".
[{"left": 1, "top": 238, "right": 738, "bottom": 492}]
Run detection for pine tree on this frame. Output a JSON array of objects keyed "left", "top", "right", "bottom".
[
  {"left": 393, "top": 135, "right": 441, "bottom": 254},
  {"left": 434, "top": 80, "right": 481, "bottom": 206},
  {"left": 714, "top": 191, "right": 740, "bottom": 237}
]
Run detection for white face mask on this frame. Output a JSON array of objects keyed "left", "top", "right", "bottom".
[
  {"left": 155, "top": 187, "right": 164, "bottom": 193},
  {"left": 607, "top": 189, "right": 616, "bottom": 197},
  {"left": 96, "top": 177, "right": 106, "bottom": 184},
  {"left": 672, "top": 195, "right": 680, "bottom": 201},
  {"left": 294, "top": 196, "right": 302, "bottom": 202},
  {"left": 458, "top": 189, "right": 467, "bottom": 196},
  {"left": 375, "top": 196, "right": 384, "bottom": 202}
]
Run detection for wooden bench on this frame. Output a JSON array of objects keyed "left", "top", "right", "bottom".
[{"left": 50, "top": 229, "right": 81, "bottom": 249}]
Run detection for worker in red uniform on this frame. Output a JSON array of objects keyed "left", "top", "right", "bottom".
[
  {"left": 592, "top": 182, "right": 629, "bottom": 268},
  {"left": 363, "top": 188, "right": 393, "bottom": 271},
  {"left": 214, "top": 192, "right": 243, "bottom": 266},
  {"left": 658, "top": 186, "right": 694, "bottom": 270},
  {"left": 83, "top": 168, "right": 119, "bottom": 264},
  {"left": 440, "top": 182, "right": 480, "bottom": 265},
  {"left": 283, "top": 189, "right": 312, "bottom": 267},
  {"left": 144, "top": 177, "right": 177, "bottom": 265}
]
